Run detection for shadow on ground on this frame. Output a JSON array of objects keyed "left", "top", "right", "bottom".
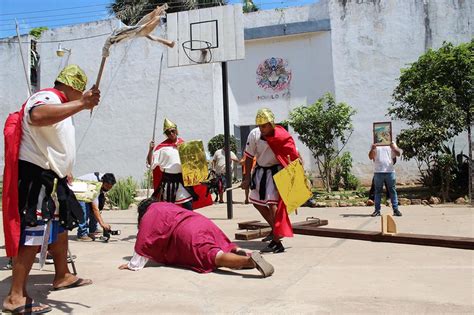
[{"left": 0, "top": 274, "right": 91, "bottom": 313}]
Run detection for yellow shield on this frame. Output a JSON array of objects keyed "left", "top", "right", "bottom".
[
  {"left": 273, "top": 159, "right": 312, "bottom": 214},
  {"left": 178, "top": 140, "right": 209, "bottom": 187}
]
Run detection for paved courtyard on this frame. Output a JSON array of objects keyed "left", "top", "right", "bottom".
[{"left": 1, "top": 190, "right": 473, "bottom": 314}]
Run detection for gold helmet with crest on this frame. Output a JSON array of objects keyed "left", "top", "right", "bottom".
[
  {"left": 255, "top": 108, "right": 275, "bottom": 127},
  {"left": 163, "top": 118, "right": 177, "bottom": 133}
]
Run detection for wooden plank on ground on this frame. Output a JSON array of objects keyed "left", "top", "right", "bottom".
[
  {"left": 237, "top": 220, "right": 261, "bottom": 229},
  {"left": 235, "top": 228, "right": 272, "bottom": 241},
  {"left": 236, "top": 220, "right": 329, "bottom": 241},
  {"left": 292, "top": 226, "right": 474, "bottom": 250},
  {"left": 238, "top": 219, "right": 328, "bottom": 230}
]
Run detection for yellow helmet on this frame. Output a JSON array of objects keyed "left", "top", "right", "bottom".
[
  {"left": 55, "top": 64, "right": 87, "bottom": 92},
  {"left": 255, "top": 108, "right": 275, "bottom": 126},
  {"left": 163, "top": 118, "right": 177, "bottom": 133}
]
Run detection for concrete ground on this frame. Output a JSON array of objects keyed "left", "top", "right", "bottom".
[{"left": 1, "top": 190, "right": 473, "bottom": 314}]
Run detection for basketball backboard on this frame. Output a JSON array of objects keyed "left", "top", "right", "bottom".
[{"left": 166, "top": 4, "right": 245, "bottom": 67}]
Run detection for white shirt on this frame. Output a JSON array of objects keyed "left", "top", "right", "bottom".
[
  {"left": 373, "top": 146, "right": 396, "bottom": 173},
  {"left": 151, "top": 146, "right": 182, "bottom": 174},
  {"left": 212, "top": 149, "right": 238, "bottom": 175},
  {"left": 244, "top": 128, "right": 279, "bottom": 167},
  {"left": 127, "top": 251, "right": 149, "bottom": 271},
  {"left": 19, "top": 90, "right": 75, "bottom": 178}
]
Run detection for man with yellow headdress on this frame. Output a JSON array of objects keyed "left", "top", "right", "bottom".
[
  {"left": 2, "top": 65, "right": 100, "bottom": 314},
  {"left": 242, "top": 108, "right": 300, "bottom": 254},
  {"left": 146, "top": 118, "right": 194, "bottom": 210}
]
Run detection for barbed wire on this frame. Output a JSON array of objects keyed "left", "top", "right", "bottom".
[
  {"left": 0, "top": 3, "right": 111, "bottom": 16},
  {"left": 0, "top": 0, "right": 316, "bottom": 36},
  {"left": 0, "top": 9, "right": 110, "bottom": 24},
  {"left": 1, "top": 0, "right": 309, "bottom": 20},
  {"left": 0, "top": 14, "right": 112, "bottom": 30}
]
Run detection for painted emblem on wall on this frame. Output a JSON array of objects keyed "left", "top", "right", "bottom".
[{"left": 256, "top": 57, "right": 292, "bottom": 92}]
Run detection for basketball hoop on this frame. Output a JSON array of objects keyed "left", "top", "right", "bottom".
[{"left": 182, "top": 40, "right": 213, "bottom": 64}]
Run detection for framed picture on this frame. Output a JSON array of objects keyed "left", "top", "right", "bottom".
[{"left": 373, "top": 121, "right": 392, "bottom": 146}]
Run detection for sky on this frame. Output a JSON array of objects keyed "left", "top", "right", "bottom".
[{"left": 0, "top": 0, "right": 318, "bottom": 39}]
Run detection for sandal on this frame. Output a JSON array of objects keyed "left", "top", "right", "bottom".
[
  {"left": 53, "top": 278, "right": 92, "bottom": 291},
  {"left": 250, "top": 251, "right": 274, "bottom": 278},
  {"left": 2, "top": 301, "right": 51, "bottom": 314}
]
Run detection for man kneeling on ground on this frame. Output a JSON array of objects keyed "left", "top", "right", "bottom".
[
  {"left": 75, "top": 172, "right": 116, "bottom": 241},
  {"left": 118, "top": 198, "right": 274, "bottom": 278}
]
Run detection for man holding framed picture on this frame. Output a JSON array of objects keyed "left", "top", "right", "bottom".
[{"left": 369, "top": 122, "right": 403, "bottom": 217}]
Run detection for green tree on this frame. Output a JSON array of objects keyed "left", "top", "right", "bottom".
[
  {"left": 389, "top": 40, "right": 473, "bottom": 198},
  {"left": 208, "top": 134, "right": 237, "bottom": 156},
  {"left": 287, "top": 93, "right": 357, "bottom": 192},
  {"left": 109, "top": 0, "right": 226, "bottom": 25},
  {"left": 243, "top": 0, "right": 259, "bottom": 13},
  {"left": 29, "top": 27, "right": 48, "bottom": 39}
]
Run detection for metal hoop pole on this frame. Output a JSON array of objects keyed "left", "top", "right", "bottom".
[{"left": 15, "top": 20, "right": 32, "bottom": 96}]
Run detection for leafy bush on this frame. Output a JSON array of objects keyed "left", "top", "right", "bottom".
[
  {"left": 422, "top": 143, "right": 469, "bottom": 201},
  {"left": 140, "top": 168, "right": 153, "bottom": 189},
  {"left": 287, "top": 93, "right": 356, "bottom": 192},
  {"left": 107, "top": 177, "right": 137, "bottom": 209},
  {"left": 208, "top": 134, "right": 237, "bottom": 156},
  {"left": 332, "top": 152, "right": 360, "bottom": 191},
  {"left": 345, "top": 174, "right": 360, "bottom": 191}
]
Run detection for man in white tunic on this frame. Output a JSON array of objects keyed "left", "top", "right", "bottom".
[
  {"left": 2, "top": 65, "right": 100, "bottom": 314},
  {"left": 146, "top": 118, "right": 193, "bottom": 210}
]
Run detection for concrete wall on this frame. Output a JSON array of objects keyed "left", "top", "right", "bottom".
[
  {"left": 328, "top": 0, "right": 473, "bottom": 184},
  {"left": 33, "top": 19, "right": 219, "bottom": 181},
  {"left": 0, "top": 35, "right": 31, "bottom": 176},
  {"left": 229, "top": 31, "right": 335, "bottom": 166}
]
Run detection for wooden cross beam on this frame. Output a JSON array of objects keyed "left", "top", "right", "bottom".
[
  {"left": 235, "top": 218, "right": 328, "bottom": 241},
  {"left": 292, "top": 226, "right": 474, "bottom": 250},
  {"left": 235, "top": 220, "right": 474, "bottom": 250}
]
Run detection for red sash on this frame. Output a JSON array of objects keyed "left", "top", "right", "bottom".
[
  {"left": 265, "top": 125, "right": 299, "bottom": 238},
  {"left": 2, "top": 88, "right": 68, "bottom": 257}
]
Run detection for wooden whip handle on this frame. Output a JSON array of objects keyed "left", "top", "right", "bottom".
[{"left": 91, "top": 57, "right": 107, "bottom": 117}]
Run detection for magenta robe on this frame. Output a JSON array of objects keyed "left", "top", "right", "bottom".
[{"left": 134, "top": 202, "right": 236, "bottom": 273}]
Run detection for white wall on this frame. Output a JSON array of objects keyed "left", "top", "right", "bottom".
[
  {"left": 243, "top": 1, "right": 329, "bottom": 28},
  {"left": 329, "top": 0, "right": 473, "bottom": 184},
  {"left": 0, "top": 35, "right": 31, "bottom": 176},
  {"left": 36, "top": 19, "right": 219, "bottom": 181},
  {"left": 228, "top": 31, "right": 335, "bottom": 167}
]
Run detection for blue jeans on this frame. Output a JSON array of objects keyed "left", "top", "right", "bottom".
[
  {"left": 77, "top": 201, "right": 98, "bottom": 237},
  {"left": 374, "top": 172, "right": 399, "bottom": 212}
]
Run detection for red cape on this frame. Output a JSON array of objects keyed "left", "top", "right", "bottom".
[
  {"left": 152, "top": 137, "right": 184, "bottom": 189},
  {"left": 265, "top": 125, "right": 299, "bottom": 238},
  {"left": 2, "top": 88, "right": 68, "bottom": 257}
]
